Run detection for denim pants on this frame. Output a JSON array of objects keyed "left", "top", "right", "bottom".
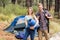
[{"left": 23, "top": 27, "right": 35, "bottom": 40}]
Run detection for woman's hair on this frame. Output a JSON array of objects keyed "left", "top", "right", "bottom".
[
  {"left": 27, "top": 7, "right": 34, "bottom": 15},
  {"left": 27, "top": 7, "right": 35, "bottom": 19}
]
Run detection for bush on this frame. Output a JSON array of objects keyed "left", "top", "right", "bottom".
[
  {"left": 2, "top": 4, "right": 27, "bottom": 16},
  {"left": 0, "top": 7, "right": 3, "bottom": 13},
  {"left": 0, "top": 14, "right": 8, "bottom": 21},
  {"left": 0, "top": 4, "right": 27, "bottom": 21},
  {"left": 50, "top": 21, "right": 60, "bottom": 33},
  {"left": 32, "top": 6, "right": 38, "bottom": 12},
  {"left": 0, "top": 4, "right": 38, "bottom": 21}
]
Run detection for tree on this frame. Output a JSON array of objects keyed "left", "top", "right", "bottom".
[
  {"left": 39, "top": 0, "right": 44, "bottom": 7},
  {"left": 49, "top": 0, "right": 53, "bottom": 10},
  {"left": 55, "top": 0, "right": 60, "bottom": 18},
  {"left": 58, "top": 0, "right": 60, "bottom": 18},
  {"left": 41, "top": 0, "right": 44, "bottom": 7},
  {"left": 26, "top": 0, "right": 33, "bottom": 7},
  {"left": 46, "top": 0, "right": 49, "bottom": 10},
  {"left": 0, "top": 0, "right": 10, "bottom": 8},
  {"left": 17, "top": 0, "right": 21, "bottom": 4},
  {"left": 11, "top": 0, "right": 17, "bottom": 4}
]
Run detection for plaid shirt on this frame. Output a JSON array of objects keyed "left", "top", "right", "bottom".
[{"left": 36, "top": 10, "right": 51, "bottom": 28}]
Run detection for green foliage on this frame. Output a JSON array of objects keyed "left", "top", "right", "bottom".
[
  {"left": 0, "top": 14, "right": 9, "bottom": 21},
  {"left": 32, "top": 6, "right": 38, "bottom": 12},
  {"left": 0, "top": 4, "right": 27, "bottom": 21},
  {"left": 50, "top": 21, "right": 60, "bottom": 33},
  {"left": 0, "top": 4, "right": 38, "bottom": 21},
  {"left": 0, "top": 38, "right": 5, "bottom": 40},
  {"left": 0, "top": 7, "right": 3, "bottom": 13},
  {"left": 0, "top": 0, "right": 10, "bottom": 6},
  {"left": 2, "top": 4, "right": 27, "bottom": 15},
  {"left": 2, "top": 0, "right": 9, "bottom": 4}
]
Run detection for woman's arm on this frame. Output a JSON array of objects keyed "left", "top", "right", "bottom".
[
  {"left": 33, "top": 15, "right": 39, "bottom": 28},
  {"left": 30, "top": 15, "right": 39, "bottom": 30},
  {"left": 24, "top": 16, "right": 28, "bottom": 26},
  {"left": 25, "top": 20, "right": 27, "bottom": 26}
]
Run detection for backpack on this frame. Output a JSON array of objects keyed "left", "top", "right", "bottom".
[{"left": 43, "top": 10, "right": 49, "bottom": 33}]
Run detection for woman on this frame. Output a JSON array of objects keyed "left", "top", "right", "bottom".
[{"left": 23, "top": 7, "right": 38, "bottom": 40}]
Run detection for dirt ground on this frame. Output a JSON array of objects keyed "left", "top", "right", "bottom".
[
  {"left": 0, "top": 20, "right": 60, "bottom": 40},
  {"left": 0, "top": 22, "right": 17, "bottom": 40},
  {"left": 0, "top": 22, "right": 47, "bottom": 40}
]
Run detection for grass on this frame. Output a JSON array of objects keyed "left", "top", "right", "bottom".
[
  {"left": 0, "top": 4, "right": 27, "bottom": 22},
  {"left": 2, "top": 4, "right": 27, "bottom": 15},
  {"left": 50, "top": 21, "right": 60, "bottom": 34},
  {"left": 0, "top": 38, "right": 5, "bottom": 40}
]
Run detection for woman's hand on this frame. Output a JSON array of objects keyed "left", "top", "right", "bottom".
[{"left": 30, "top": 27, "right": 34, "bottom": 30}]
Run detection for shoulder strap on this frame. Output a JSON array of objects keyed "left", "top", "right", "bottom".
[
  {"left": 43, "top": 10, "right": 47, "bottom": 15},
  {"left": 43, "top": 10, "right": 49, "bottom": 20}
]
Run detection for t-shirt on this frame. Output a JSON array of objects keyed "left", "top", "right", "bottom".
[{"left": 25, "top": 15, "right": 33, "bottom": 21}]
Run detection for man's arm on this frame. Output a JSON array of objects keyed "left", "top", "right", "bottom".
[
  {"left": 45, "top": 14, "right": 52, "bottom": 19},
  {"left": 45, "top": 11, "right": 53, "bottom": 19}
]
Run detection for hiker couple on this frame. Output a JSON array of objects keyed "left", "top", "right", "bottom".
[{"left": 23, "top": 3, "right": 52, "bottom": 40}]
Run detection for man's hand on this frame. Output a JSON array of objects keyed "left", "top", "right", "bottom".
[
  {"left": 30, "top": 27, "right": 34, "bottom": 30},
  {"left": 45, "top": 14, "right": 52, "bottom": 19}
]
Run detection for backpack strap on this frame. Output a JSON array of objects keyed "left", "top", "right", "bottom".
[
  {"left": 43, "top": 10, "right": 49, "bottom": 20},
  {"left": 44, "top": 10, "right": 49, "bottom": 33}
]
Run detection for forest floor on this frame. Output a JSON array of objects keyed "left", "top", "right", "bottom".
[{"left": 0, "top": 18, "right": 60, "bottom": 40}]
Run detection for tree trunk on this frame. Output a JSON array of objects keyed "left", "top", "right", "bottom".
[
  {"left": 17, "top": 0, "right": 21, "bottom": 4},
  {"left": 11, "top": 0, "right": 16, "bottom": 4},
  {"left": 46, "top": 0, "right": 49, "bottom": 10},
  {"left": 55, "top": 0, "right": 59, "bottom": 12},
  {"left": 0, "top": 0, "right": 2, "bottom": 6},
  {"left": 58, "top": 0, "right": 60, "bottom": 18},
  {"left": 26, "top": 0, "right": 33, "bottom": 7},
  {"left": 2, "top": 1, "right": 5, "bottom": 8},
  {"left": 26, "top": 0, "right": 30, "bottom": 7},
  {"left": 49, "top": 0, "right": 52, "bottom": 10},
  {"left": 55, "top": 0, "right": 60, "bottom": 18},
  {"left": 39, "top": 0, "right": 41, "bottom": 3},
  {"left": 41, "top": 0, "right": 44, "bottom": 7}
]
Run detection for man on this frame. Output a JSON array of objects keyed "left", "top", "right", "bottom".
[{"left": 36, "top": 3, "right": 52, "bottom": 40}]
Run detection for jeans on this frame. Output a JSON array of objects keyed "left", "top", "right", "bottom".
[{"left": 23, "top": 28, "right": 35, "bottom": 40}]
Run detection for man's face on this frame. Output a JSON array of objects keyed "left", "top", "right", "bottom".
[{"left": 38, "top": 4, "right": 43, "bottom": 11}]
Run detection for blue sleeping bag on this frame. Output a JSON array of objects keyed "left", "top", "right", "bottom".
[
  {"left": 4, "top": 16, "right": 39, "bottom": 39},
  {"left": 28, "top": 19, "right": 36, "bottom": 26},
  {"left": 15, "top": 19, "right": 37, "bottom": 39},
  {"left": 4, "top": 16, "right": 25, "bottom": 33},
  {"left": 15, "top": 31, "right": 25, "bottom": 39},
  {"left": 27, "top": 19, "right": 39, "bottom": 29}
]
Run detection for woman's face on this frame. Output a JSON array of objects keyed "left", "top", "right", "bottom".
[{"left": 28, "top": 7, "right": 33, "bottom": 15}]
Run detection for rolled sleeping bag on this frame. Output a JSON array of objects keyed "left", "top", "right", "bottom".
[
  {"left": 28, "top": 19, "right": 40, "bottom": 29},
  {"left": 28, "top": 19, "right": 36, "bottom": 26}
]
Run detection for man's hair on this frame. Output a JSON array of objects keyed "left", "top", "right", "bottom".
[{"left": 37, "top": 3, "right": 43, "bottom": 6}]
